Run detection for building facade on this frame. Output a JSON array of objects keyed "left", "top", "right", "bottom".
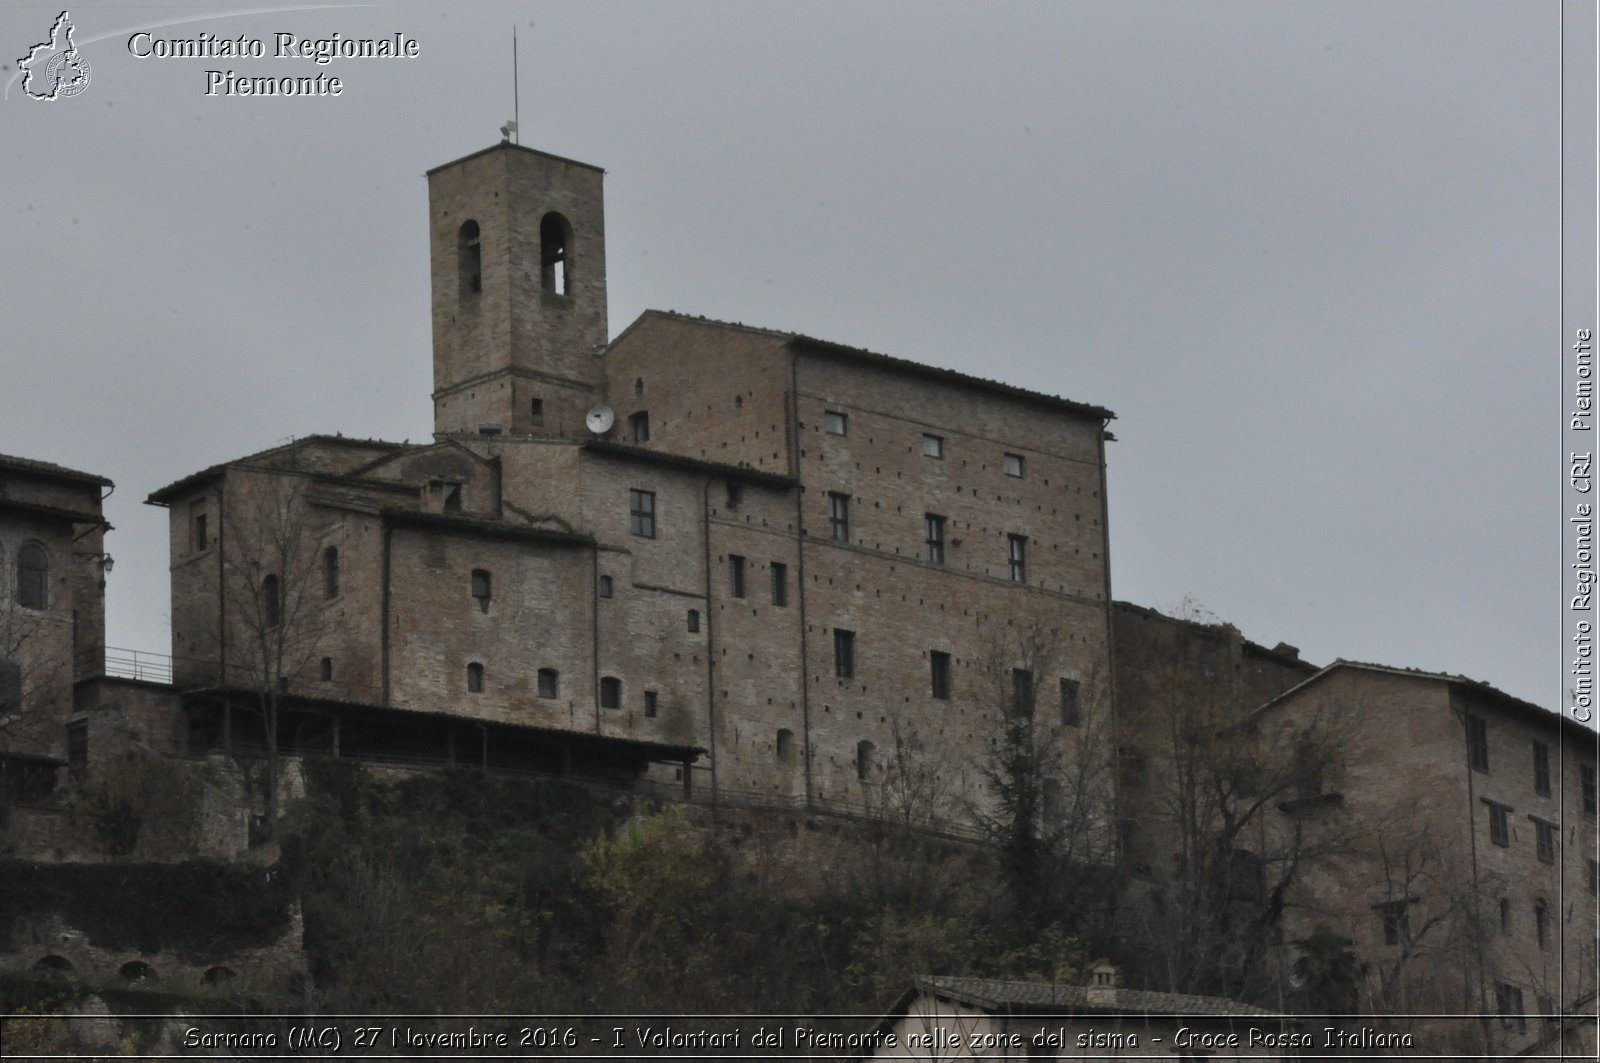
[{"left": 146, "top": 142, "right": 1118, "bottom": 825}]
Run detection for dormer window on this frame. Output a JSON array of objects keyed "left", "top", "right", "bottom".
[
  {"left": 459, "top": 220, "right": 481, "bottom": 297},
  {"left": 540, "top": 212, "right": 571, "bottom": 295}
]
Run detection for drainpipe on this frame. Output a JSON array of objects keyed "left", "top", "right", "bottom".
[
  {"left": 788, "top": 352, "right": 813, "bottom": 807},
  {"left": 701, "top": 477, "right": 719, "bottom": 807},
  {"left": 217, "top": 476, "right": 228, "bottom": 689},
  {"left": 380, "top": 519, "right": 393, "bottom": 707},
  {"left": 591, "top": 541, "right": 601, "bottom": 734}
]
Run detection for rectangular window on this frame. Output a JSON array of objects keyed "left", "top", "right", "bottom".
[
  {"left": 442, "top": 481, "right": 462, "bottom": 513},
  {"left": 1582, "top": 763, "right": 1597, "bottom": 816},
  {"left": 924, "top": 513, "right": 946, "bottom": 565},
  {"left": 190, "top": 500, "right": 209, "bottom": 552},
  {"left": 770, "top": 562, "right": 788, "bottom": 607},
  {"left": 1485, "top": 799, "right": 1510, "bottom": 846},
  {"left": 629, "top": 489, "right": 656, "bottom": 538},
  {"left": 66, "top": 720, "right": 87, "bottom": 781},
  {"left": 1007, "top": 534, "right": 1028, "bottom": 582},
  {"left": 921, "top": 433, "right": 944, "bottom": 459},
  {"left": 824, "top": 410, "right": 847, "bottom": 436},
  {"left": 471, "top": 569, "right": 492, "bottom": 612},
  {"left": 600, "top": 676, "right": 621, "bottom": 709},
  {"left": 537, "top": 668, "right": 559, "bottom": 699},
  {"left": 833, "top": 629, "right": 855, "bottom": 679},
  {"left": 1588, "top": 858, "right": 1598, "bottom": 897},
  {"left": 529, "top": 397, "right": 545, "bottom": 426},
  {"left": 1377, "top": 901, "right": 1410, "bottom": 946},
  {"left": 643, "top": 691, "right": 658, "bottom": 718},
  {"left": 725, "top": 481, "right": 742, "bottom": 510},
  {"left": 1532, "top": 817, "right": 1557, "bottom": 864},
  {"left": 1011, "top": 668, "right": 1034, "bottom": 717},
  {"left": 1495, "top": 984, "right": 1526, "bottom": 1032},
  {"left": 1003, "top": 453, "right": 1025, "bottom": 478},
  {"left": 598, "top": 574, "right": 614, "bottom": 599},
  {"left": 1532, "top": 740, "right": 1551, "bottom": 797},
  {"left": 729, "top": 555, "right": 746, "bottom": 599},
  {"left": 930, "top": 651, "right": 951, "bottom": 700},
  {"left": 828, "top": 492, "right": 850, "bottom": 543},
  {"left": 1060, "top": 677, "right": 1082, "bottom": 727},
  {"left": 629, "top": 410, "right": 650, "bottom": 444},
  {"left": 1467, "top": 714, "right": 1489, "bottom": 772}
]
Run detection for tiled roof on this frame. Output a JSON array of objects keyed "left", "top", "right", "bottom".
[
  {"left": 916, "top": 975, "right": 1283, "bottom": 1019},
  {"left": 0, "top": 452, "right": 111, "bottom": 487}
]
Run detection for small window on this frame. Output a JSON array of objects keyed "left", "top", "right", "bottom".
[
  {"left": 828, "top": 493, "right": 850, "bottom": 543},
  {"left": 930, "top": 651, "right": 951, "bottom": 700},
  {"left": 856, "top": 739, "right": 876, "bottom": 781},
  {"left": 16, "top": 543, "right": 47, "bottom": 610},
  {"left": 824, "top": 411, "right": 847, "bottom": 436},
  {"left": 770, "top": 562, "right": 788, "bottom": 607},
  {"left": 1588, "top": 858, "right": 1598, "bottom": 897},
  {"left": 629, "top": 411, "right": 650, "bottom": 444},
  {"left": 1582, "top": 763, "right": 1597, "bottom": 816},
  {"left": 1499, "top": 897, "right": 1512, "bottom": 932},
  {"left": 725, "top": 481, "right": 743, "bottom": 510},
  {"left": 537, "top": 668, "right": 559, "bottom": 699},
  {"left": 1060, "top": 677, "right": 1082, "bottom": 727},
  {"left": 323, "top": 546, "right": 340, "bottom": 599},
  {"left": 924, "top": 513, "right": 946, "bottom": 565},
  {"left": 1377, "top": 900, "right": 1410, "bottom": 946},
  {"left": 261, "top": 573, "right": 281, "bottom": 628},
  {"left": 319, "top": 657, "right": 333, "bottom": 682},
  {"left": 442, "top": 482, "right": 462, "bottom": 513},
  {"left": 529, "top": 397, "right": 545, "bottom": 426},
  {"left": 729, "top": 555, "right": 746, "bottom": 599},
  {"left": 1485, "top": 800, "right": 1510, "bottom": 846},
  {"left": 1467, "top": 714, "right": 1488, "bottom": 772},
  {"left": 467, "top": 662, "right": 484, "bottom": 693},
  {"left": 1495, "top": 983, "right": 1526, "bottom": 1032},
  {"left": 776, "top": 728, "right": 794, "bottom": 761},
  {"left": 1534, "top": 898, "right": 1550, "bottom": 949},
  {"left": 634, "top": 377, "right": 645, "bottom": 397},
  {"left": 190, "top": 500, "right": 209, "bottom": 552},
  {"left": 598, "top": 574, "right": 614, "bottom": 599},
  {"left": 1004, "top": 453, "right": 1025, "bottom": 478},
  {"left": 629, "top": 489, "right": 656, "bottom": 538},
  {"left": 1011, "top": 668, "right": 1034, "bottom": 717},
  {"left": 833, "top": 629, "right": 855, "bottom": 679},
  {"left": 599, "top": 676, "right": 621, "bottom": 709},
  {"left": 0, "top": 658, "right": 21, "bottom": 714},
  {"left": 1007, "top": 534, "right": 1027, "bottom": 582},
  {"left": 643, "top": 690, "right": 658, "bottom": 718},
  {"left": 1532, "top": 816, "right": 1557, "bottom": 864},
  {"left": 66, "top": 720, "right": 87, "bottom": 781},
  {"left": 686, "top": 609, "right": 700, "bottom": 633},
  {"left": 471, "top": 569, "right": 492, "bottom": 612},
  {"left": 921, "top": 434, "right": 944, "bottom": 459},
  {"left": 539, "top": 212, "right": 571, "bottom": 295},
  {"left": 1532, "top": 740, "right": 1550, "bottom": 797},
  {"left": 459, "top": 220, "right": 481, "bottom": 296}
]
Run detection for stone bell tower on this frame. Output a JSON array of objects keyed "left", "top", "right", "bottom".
[{"left": 426, "top": 142, "right": 608, "bottom": 438}]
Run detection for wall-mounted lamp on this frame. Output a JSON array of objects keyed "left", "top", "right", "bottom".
[{"left": 90, "top": 552, "right": 114, "bottom": 593}]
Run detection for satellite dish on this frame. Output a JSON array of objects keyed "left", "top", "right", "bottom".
[{"left": 585, "top": 405, "right": 616, "bottom": 435}]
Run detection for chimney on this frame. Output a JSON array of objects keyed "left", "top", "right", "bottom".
[{"left": 1086, "top": 963, "right": 1118, "bottom": 1007}]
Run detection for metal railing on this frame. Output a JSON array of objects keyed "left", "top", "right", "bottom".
[{"left": 102, "top": 647, "right": 174, "bottom": 685}]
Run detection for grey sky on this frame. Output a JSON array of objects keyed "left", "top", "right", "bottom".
[{"left": 0, "top": 1, "right": 1566, "bottom": 709}]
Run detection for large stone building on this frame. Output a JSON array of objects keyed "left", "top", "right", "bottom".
[{"left": 144, "top": 141, "right": 1117, "bottom": 823}]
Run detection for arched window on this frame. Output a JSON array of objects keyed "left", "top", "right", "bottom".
[
  {"left": 540, "top": 212, "right": 572, "bottom": 295},
  {"left": 471, "top": 569, "right": 492, "bottom": 612},
  {"left": 118, "top": 960, "right": 157, "bottom": 984},
  {"left": 323, "top": 546, "right": 340, "bottom": 599},
  {"left": 261, "top": 573, "right": 281, "bottom": 627},
  {"left": 598, "top": 574, "right": 614, "bottom": 599},
  {"left": 459, "top": 220, "right": 481, "bottom": 296},
  {"left": 16, "top": 543, "right": 47, "bottom": 609},
  {"left": 776, "top": 728, "right": 794, "bottom": 762},
  {"left": 686, "top": 609, "right": 700, "bottom": 633},
  {"left": 203, "top": 966, "right": 236, "bottom": 985},
  {"left": 599, "top": 676, "right": 621, "bottom": 709},
  {"left": 856, "top": 739, "right": 876, "bottom": 781},
  {"left": 467, "top": 662, "right": 485, "bottom": 693}
]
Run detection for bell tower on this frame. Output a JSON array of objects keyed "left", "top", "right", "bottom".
[{"left": 426, "top": 143, "right": 608, "bottom": 438}]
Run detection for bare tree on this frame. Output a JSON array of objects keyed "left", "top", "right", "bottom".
[{"left": 220, "top": 471, "right": 332, "bottom": 839}]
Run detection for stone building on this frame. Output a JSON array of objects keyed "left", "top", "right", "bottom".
[
  {"left": 144, "top": 141, "right": 1117, "bottom": 824},
  {"left": 0, "top": 453, "right": 111, "bottom": 791}
]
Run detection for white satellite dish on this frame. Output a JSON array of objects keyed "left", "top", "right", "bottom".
[{"left": 585, "top": 405, "right": 616, "bottom": 435}]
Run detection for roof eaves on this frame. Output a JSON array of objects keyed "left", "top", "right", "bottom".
[{"left": 0, "top": 453, "right": 112, "bottom": 487}]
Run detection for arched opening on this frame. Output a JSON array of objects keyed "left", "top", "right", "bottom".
[
  {"left": 856, "top": 739, "right": 876, "bottom": 781},
  {"left": 118, "top": 960, "right": 157, "bottom": 984},
  {"left": 540, "top": 212, "right": 572, "bottom": 295},
  {"left": 776, "top": 728, "right": 794, "bottom": 762},
  {"left": 686, "top": 609, "right": 700, "bottom": 633},
  {"left": 458, "top": 220, "right": 481, "bottom": 296},
  {"left": 471, "top": 569, "right": 492, "bottom": 612},
  {"left": 203, "top": 965, "right": 237, "bottom": 985},
  {"left": 16, "top": 543, "right": 47, "bottom": 609},
  {"left": 323, "top": 546, "right": 340, "bottom": 599},
  {"left": 33, "top": 955, "right": 74, "bottom": 976}
]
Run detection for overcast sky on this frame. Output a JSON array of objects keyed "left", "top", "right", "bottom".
[{"left": 0, "top": 1, "right": 1574, "bottom": 710}]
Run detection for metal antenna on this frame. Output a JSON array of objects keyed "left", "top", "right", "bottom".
[{"left": 512, "top": 25, "right": 520, "bottom": 145}]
